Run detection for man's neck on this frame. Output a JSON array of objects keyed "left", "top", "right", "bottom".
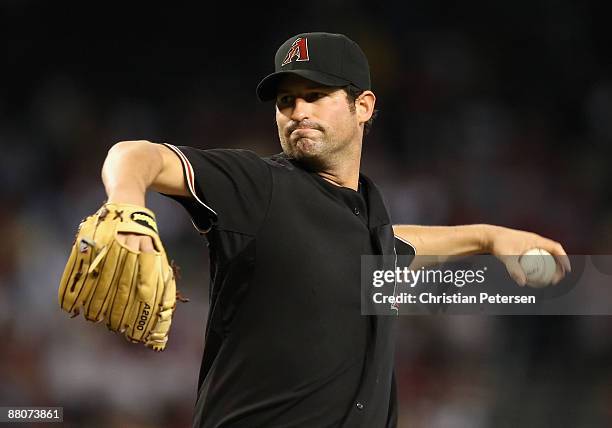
[
  {"left": 316, "top": 171, "right": 358, "bottom": 190},
  {"left": 315, "top": 150, "right": 361, "bottom": 191}
]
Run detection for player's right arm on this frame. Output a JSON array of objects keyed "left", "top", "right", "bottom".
[
  {"left": 102, "top": 140, "right": 188, "bottom": 205},
  {"left": 101, "top": 140, "right": 188, "bottom": 250}
]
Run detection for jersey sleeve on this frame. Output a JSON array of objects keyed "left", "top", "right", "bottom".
[
  {"left": 394, "top": 235, "right": 416, "bottom": 270},
  {"left": 394, "top": 236, "right": 416, "bottom": 257},
  {"left": 161, "top": 143, "right": 272, "bottom": 235}
]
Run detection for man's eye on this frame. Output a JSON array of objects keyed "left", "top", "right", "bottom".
[
  {"left": 277, "top": 96, "right": 293, "bottom": 106},
  {"left": 305, "top": 92, "right": 325, "bottom": 102}
]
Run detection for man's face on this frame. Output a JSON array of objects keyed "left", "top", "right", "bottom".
[{"left": 275, "top": 75, "right": 360, "bottom": 168}]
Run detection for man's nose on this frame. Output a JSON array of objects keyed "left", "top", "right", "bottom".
[{"left": 290, "top": 97, "right": 311, "bottom": 122}]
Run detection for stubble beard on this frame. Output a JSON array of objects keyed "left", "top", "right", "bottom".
[
  {"left": 278, "top": 115, "right": 359, "bottom": 171},
  {"left": 280, "top": 132, "right": 337, "bottom": 170}
]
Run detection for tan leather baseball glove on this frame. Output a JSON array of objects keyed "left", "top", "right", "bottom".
[{"left": 58, "top": 202, "right": 184, "bottom": 351}]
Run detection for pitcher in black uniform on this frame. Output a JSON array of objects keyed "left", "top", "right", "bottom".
[{"left": 100, "top": 32, "right": 571, "bottom": 427}]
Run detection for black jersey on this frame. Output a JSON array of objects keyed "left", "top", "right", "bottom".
[{"left": 162, "top": 144, "right": 415, "bottom": 428}]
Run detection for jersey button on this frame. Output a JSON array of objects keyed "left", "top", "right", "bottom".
[
  {"left": 353, "top": 207, "right": 360, "bottom": 216},
  {"left": 356, "top": 402, "right": 364, "bottom": 410}
]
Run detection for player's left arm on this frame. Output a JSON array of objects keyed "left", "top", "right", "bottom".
[{"left": 392, "top": 224, "right": 571, "bottom": 285}]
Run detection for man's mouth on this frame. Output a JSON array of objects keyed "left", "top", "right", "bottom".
[
  {"left": 289, "top": 127, "right": 320, "bottom": 137},
  {"left": 287, "top": 120, "right": 322, "bottom": 135},
  {"left": 292, "top": 127, "right": 317, "bottom": 133}
]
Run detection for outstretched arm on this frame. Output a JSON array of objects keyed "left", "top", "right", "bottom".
[{"left": 393, "top": 224, "right": 571, "bottom": 286}]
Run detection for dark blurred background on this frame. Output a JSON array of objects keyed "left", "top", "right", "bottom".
[{"left": 1, "top": 1, "right": 611, "bottom": 427}]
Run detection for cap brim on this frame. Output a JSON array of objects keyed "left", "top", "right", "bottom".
[{"left": 256, "top": 70, "right": 352, "bottom": 102}]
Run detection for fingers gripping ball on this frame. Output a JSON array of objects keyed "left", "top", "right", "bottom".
[
  {"left": 519, "top": 248, "right": 557, "bottom": 288},
  {"left": 58, "top": 203, "right": 186, "bottom": 351}
]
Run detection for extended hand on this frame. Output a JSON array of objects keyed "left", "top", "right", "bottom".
[{"left": 485, "top": 226, "right": 571, "bottom": 287}]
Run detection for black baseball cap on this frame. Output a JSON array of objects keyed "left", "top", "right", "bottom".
[{"left": 256, "top": 32, "right": 371, "bottom": 102}]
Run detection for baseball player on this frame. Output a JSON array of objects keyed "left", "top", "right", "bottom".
[{"left": 59, "top": 32, "right": 571, "bottom": 427}]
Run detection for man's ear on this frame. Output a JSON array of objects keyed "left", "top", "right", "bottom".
[{"left": 355, "top": 91, "right": 376, "bottom": 124}]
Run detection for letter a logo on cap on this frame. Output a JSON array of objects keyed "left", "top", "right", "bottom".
[{"left": 281, "top": 37, "right": 309, "bottom": 66}]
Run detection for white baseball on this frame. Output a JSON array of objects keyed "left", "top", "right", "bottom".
[{"left": 519, "top": 248, "right": 557, "bottom": 288}]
